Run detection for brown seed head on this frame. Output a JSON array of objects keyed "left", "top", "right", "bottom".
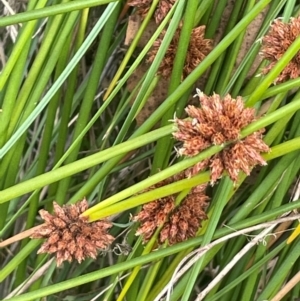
[
  {"left": 221, "top": 130, "right": 270, "bottom": 182},
  {"left": 133, "top": 172, "right": 188, "bottom": 243},
  {"left": 173, "top": 90, "right": 270, "bottom": 184},
  {"left": 30, "top": 199, "right": 114, "bottom": 266},
  {"left": 134, "top": 196, "right": 175, "bottom": 243},
  {"left": 174, "top": 91, "right": 256, "bottom": 154},
  {"left": 134, "top": 173, "right": 210, "bottom": 244},
  {"left": 147, "top": 25, "right": 212, "bottom": 79},
  {"left": 128, "top": 0, "right": 176, "bottom": 24},
  {"left": 260, "top": 16, "right": 300, "bottom": 83},
  {"left": 160, "top": 185, "right": 209, "bottom": 244}
]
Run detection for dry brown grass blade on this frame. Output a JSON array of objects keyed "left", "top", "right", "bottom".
[
  {"left": 270, "top": 271, "right": 300, "bottom": 301},
  {"left": 0, "top": 224, "right": 43, "bottom": 248}
]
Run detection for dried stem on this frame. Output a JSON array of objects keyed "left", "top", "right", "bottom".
[
  {"left": 0, "top": 224, "right": 44, "bottom": 248},
  {"left": 270, "top": 271, "right": 300, "bottom": 301},
  {"left": 154, "top": 214, "right": 300, "bottom": 301},
  {"left": 195, "top": 225, "right": 276, "bottom": 300}
]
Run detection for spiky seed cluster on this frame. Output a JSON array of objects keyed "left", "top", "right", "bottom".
[
  {"left": 260, "top": 16, "right": 300, "bottom": 83},
  {"left": 128, "top": 0, "right": 175, "bottom": 24},
  {"left": 174, "top": 91, "right": 256, "bottom": 153},
  {"left": 134, "top": 175, "right": 209, "bottom": 244},
  {"left": 160, "top": 185, "right": 209, "bottom": 245},
  {"left": 148, "top": 25, "right": 212, "bottom": 79},
  {"left": 173, "top": 90, "right": 270, "bottom": 183},
  {"left": 133, "top": 177, "right": 177, "bottom": 242},
  {"left": 31, "top": 199, "right": 114, "bottom": 266},
  {"left": 134, "top": 196, "right": 175, "bottom": 242}
]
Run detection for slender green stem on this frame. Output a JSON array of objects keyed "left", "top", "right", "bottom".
[
  {"left": 0, "top": 0, "right": 116, "bottom": 26},
  {"left": 206, "top": 242, "right": 286, "bottom": 301},
  {"left": 181, "top": 177, "right": 233, "bottom": 301},
  {"left": 0, "top": 125, "right": 173, "bottom": 203},
  {"left": 55, "top": 1, "right": 121, "bottom": 204},
  {"left": 103, "top": 0, "right": 160, "bottom": 99},
  {"left": 0, "top": 2, "right": 118, "bottom": 159},
  {"left": 0, "top": 0, "right": 48, "bottom": 91},
  {"left": 5, "top": 210, "right": 300, "bottom": 300},
  {"left": 47, "top": 8, "right": 89, "bottom": 202},
  {"left": 246, "top": 34, "right": 300, "bottom": 106},
  {"left": 257, "top": 239, "right": 300, "bottom": 300},
  {"left": 152, "top": 0, "right": 198, "bottom": 171}
]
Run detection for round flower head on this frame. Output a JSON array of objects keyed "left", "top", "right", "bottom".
[
  {"left": 173, "top": 90, "right": 270, "bottom": 184},
  {"left": 148, "top": 25, "right": 212, "bottom": 79},
  {"left": 134, "top": 174, "right": 209, "bottom": 245},
  {"left": 260, "top": 16, "right": 300, "bottom": 83},
  {"left": 31, "top": 199, "right": 114, "bottom": 266},
  {"left": 160, "top": 185, "right": 209, "bottom": 245},
  {"left": 128, "top": 0, "right": 176, "bottom": 24},
  {"left": 133, "top": 177, "right": 177, "bottom": 243}
]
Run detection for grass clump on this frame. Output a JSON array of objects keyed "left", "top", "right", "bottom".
[{"left": 1, "top": 1, "right": 300, "bottom": 301}]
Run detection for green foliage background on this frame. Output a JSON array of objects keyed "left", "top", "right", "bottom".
[{"left": 0, "top": 0, "right": 300, "bottom": 300}]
